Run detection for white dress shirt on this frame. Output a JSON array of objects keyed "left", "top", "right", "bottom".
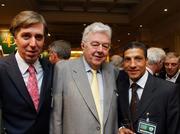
[
  {"left": 15, "top": 51, "right": 43, "bottom": 94},
  {"left": 129, "top": 70, "right": 149, "bottom": 104}
]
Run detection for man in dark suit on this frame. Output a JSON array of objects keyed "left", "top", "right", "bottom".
[
  {"left": 0, "top": 11, "right": 53, "bottom": 134},
  {"left": 117, "top": 41, "right": 179, "bottom": 134}
]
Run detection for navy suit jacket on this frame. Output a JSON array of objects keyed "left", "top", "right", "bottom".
[
  {"left": 0, "top": 54, "right": 53, "bottom": 134},
  {"left": 117, "top": 71, "right": 180, "bottom": 134}
]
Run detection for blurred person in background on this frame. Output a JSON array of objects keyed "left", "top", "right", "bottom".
[
  {"left": 49, "top": 40, "right": 71, "bottom": 64},
  {"left": 110, "top": 54, "right": 123, "bottom": 70},
  {"left": 146, "top": 47, "right": 166, "bottom": 76},
  {"left": 160, "top": 52, "right": 180, "bottom": 84}
]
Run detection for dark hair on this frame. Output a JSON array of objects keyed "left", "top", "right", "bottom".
[
  {"left": 49, "top": 40, "right": 71, "bottom": 59},
  {"left": 123, "top": 41, "right": 147, "bottom": 58},
  {"left": 10, "top": 10, "right": 48, "bottom": 37}
]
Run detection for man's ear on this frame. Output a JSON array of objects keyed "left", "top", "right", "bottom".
[{"left": 81, "top": 42, "right": 85, "bottom": 49}]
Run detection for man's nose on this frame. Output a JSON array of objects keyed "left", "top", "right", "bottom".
[
  {"left": 29, "top": 37, "right": 37, "bottom": 47},
  {"left": 130, "top": 59, "right": 136, "bottom": 67},
  {"left": 97, "top": 44, "right": 103, "bottom": 51}
]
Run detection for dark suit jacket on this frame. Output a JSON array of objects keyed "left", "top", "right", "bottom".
[
  {"left": 158, "top": 71, "right": 180, "bottom": 84},
  {"left": 0, "top": 54, "right": 53, "bottom": 134},
  {"left": 117, "top": 71, "right": 180, "bottom": 134}
]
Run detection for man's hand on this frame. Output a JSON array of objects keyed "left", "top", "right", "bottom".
[{"left": 118, "top": 127, "right": 135, "bottom": 134}]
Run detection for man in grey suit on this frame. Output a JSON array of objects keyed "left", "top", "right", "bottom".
[{"left": 50, "top": 22, "right": 118, "bottom": 134}]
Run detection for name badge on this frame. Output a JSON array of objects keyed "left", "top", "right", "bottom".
[{"left": 137, "top": 119, "right": 156, "bottom": 134}]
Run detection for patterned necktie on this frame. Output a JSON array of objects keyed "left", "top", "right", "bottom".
[
  {"left": 27, "top": 65, "right": 39, "bottom": 111},
  {"left": 91, "top": 69, "right": 103, "bottom": 133},
  {"left": 130, "top": 83, "right": 139, "bottom": 123}
]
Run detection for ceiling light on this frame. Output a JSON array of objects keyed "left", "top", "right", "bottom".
[
  {"left": 1, "top": 3, "right": 5, "bottom": 7},
  {"left": 128, "top": 33, "right": 131, "bottom": 35},
  {"left": 164, "top": 8, "right": 168, "bottom": 12},
  {"left": 139, "top": 24, "right": 143, "bottom": 28},
  {"left": 48, "top": 33, "right": 51, "bottom": 37}
]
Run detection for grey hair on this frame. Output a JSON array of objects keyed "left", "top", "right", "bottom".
[
  {"left": 82, "top": 22, "right": 112, "bottom": 42},
  {"left": 49, "top": 40, "right": 71, "bottom": 59},
  {"left": 147, "top": 47, "right": 166, "bottom": 65}
]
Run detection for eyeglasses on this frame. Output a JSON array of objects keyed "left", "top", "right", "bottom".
[{"left": 86, "top": 41, "right": 111, "bottom": 50}]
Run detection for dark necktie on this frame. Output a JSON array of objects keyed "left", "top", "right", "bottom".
[
  {"left": 27, "top": 65, "right": 39, "bottom": 111},
  {"left": 130, "top": 83, "right": 139, "bottom": 123}
]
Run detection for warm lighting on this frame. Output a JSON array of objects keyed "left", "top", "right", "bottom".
[
  {"left": 1, "top": 3, "right": 5, "bottom": 7},
  {"left": 71, "top": 51, "right": 83, "bottom": 54},
  {"left": 48, "top": 33, "right": 51, "bottom": 37},
  {"left": 70, "top": 51, "right": 83, "bottom": 59},
  {"left": 128, "top": 32, "right": 131, "bottom": 35},
  {"left": 139, "top": 24, "right": 143, "bottom": 28},
  {"left": 164, "top": 8, "right": 168, "bottom": 12}
]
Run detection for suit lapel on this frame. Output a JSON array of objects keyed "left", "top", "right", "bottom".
[
  {"left": 71, "top": 58, "right": 99, "bottom": 121},
  {"left": 175, "top": 74, "right": 180, "bottom": 84},
  {"left": 119, "top": 79, "right": 131, "bottom": 120},
  {"left": 102, "top": 63, "right": 114, "bottom": 124},
  {"left": 38, "top": 59, "right": 52, "bottom": 111},
  {"left": 135, "top": 75, "right": 155, "bottom": 122},
  {"left": 6, "top": 54, "right": 34, "bottom": 109}
]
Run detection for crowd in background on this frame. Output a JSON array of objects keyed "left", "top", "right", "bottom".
[{"left": 0, "top": 10, "right": 179, "bottom": 134}]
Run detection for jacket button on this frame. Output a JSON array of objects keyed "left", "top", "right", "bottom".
[{"left": 96, "top": 126, "right": 100, "bottom": 131}]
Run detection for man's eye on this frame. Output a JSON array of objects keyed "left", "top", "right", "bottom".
[
  {"left": 91, "top": 42, "right": 99, "bottom": 46},
  {"left": 135, "top": 57, "right": 143, "bottom": 61},
  {"left": 35, "top": 34, "right": 44, "bottom": 41},
  {"left": 102, "top": 44, "right": 110, "bottom": 49},
  {"left": 22, "top": 34, "right": 31, "bottom": 40},
  {"left": 124, "top": 58, "right": 130, "bottom": 62}
]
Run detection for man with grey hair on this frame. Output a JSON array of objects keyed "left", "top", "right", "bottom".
[
  {"left": 49, "top": 40, "right": 71, "bottom": 64},
  {"left": 146, "top": 47, "right": 166, "bottom": 75},
  {"left": 160, "top": 52, "right": 180, "bottom": 84},
  {"left": 50, "top": 22, "right": 118, "bottom": 134},
  {"left": 110, "top": 55, "right": 123, "bottom": 70}
]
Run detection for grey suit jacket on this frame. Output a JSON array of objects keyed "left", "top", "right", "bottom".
[{"left": 50, "top": 57, "right": 118, "bottom": 134}]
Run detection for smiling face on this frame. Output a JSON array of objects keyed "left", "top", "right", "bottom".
[
  {"left": 81, "top": 32, "right": 110, "bottom": 70},
  {"left": 14, "top": 23, "right": 45, "bottom": 64},
  {"left": 123, "top": 48, "right": 147, "bottom": 82}
]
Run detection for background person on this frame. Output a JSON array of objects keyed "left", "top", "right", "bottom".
[
  {"left": 160, "top": 52, "right": 180, "bottom": 84},
  {"left": 146, "top": 47, "right": 166, "bottom": 76},
  {"left": 48, "top": 40, "right": 71, "bottom": 64},
  {"left": 110, "top": 54, "right": 123, "bottom": 70}
]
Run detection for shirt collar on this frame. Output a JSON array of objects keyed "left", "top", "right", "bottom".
[
  {"left": 82, "top": 56, "right": 101, "bottom": 73},
  {"left": 166, "top": 71, "right": 180, "bottom": 80},
  {"left": 15, "top": 51, "right": 41, "bottom": 74},
  {"left": 129, "top": 70, "right": 149, "bottom": 89},
  {"left": 146, "top": 67, "right": 153, "bottom": 75}
]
